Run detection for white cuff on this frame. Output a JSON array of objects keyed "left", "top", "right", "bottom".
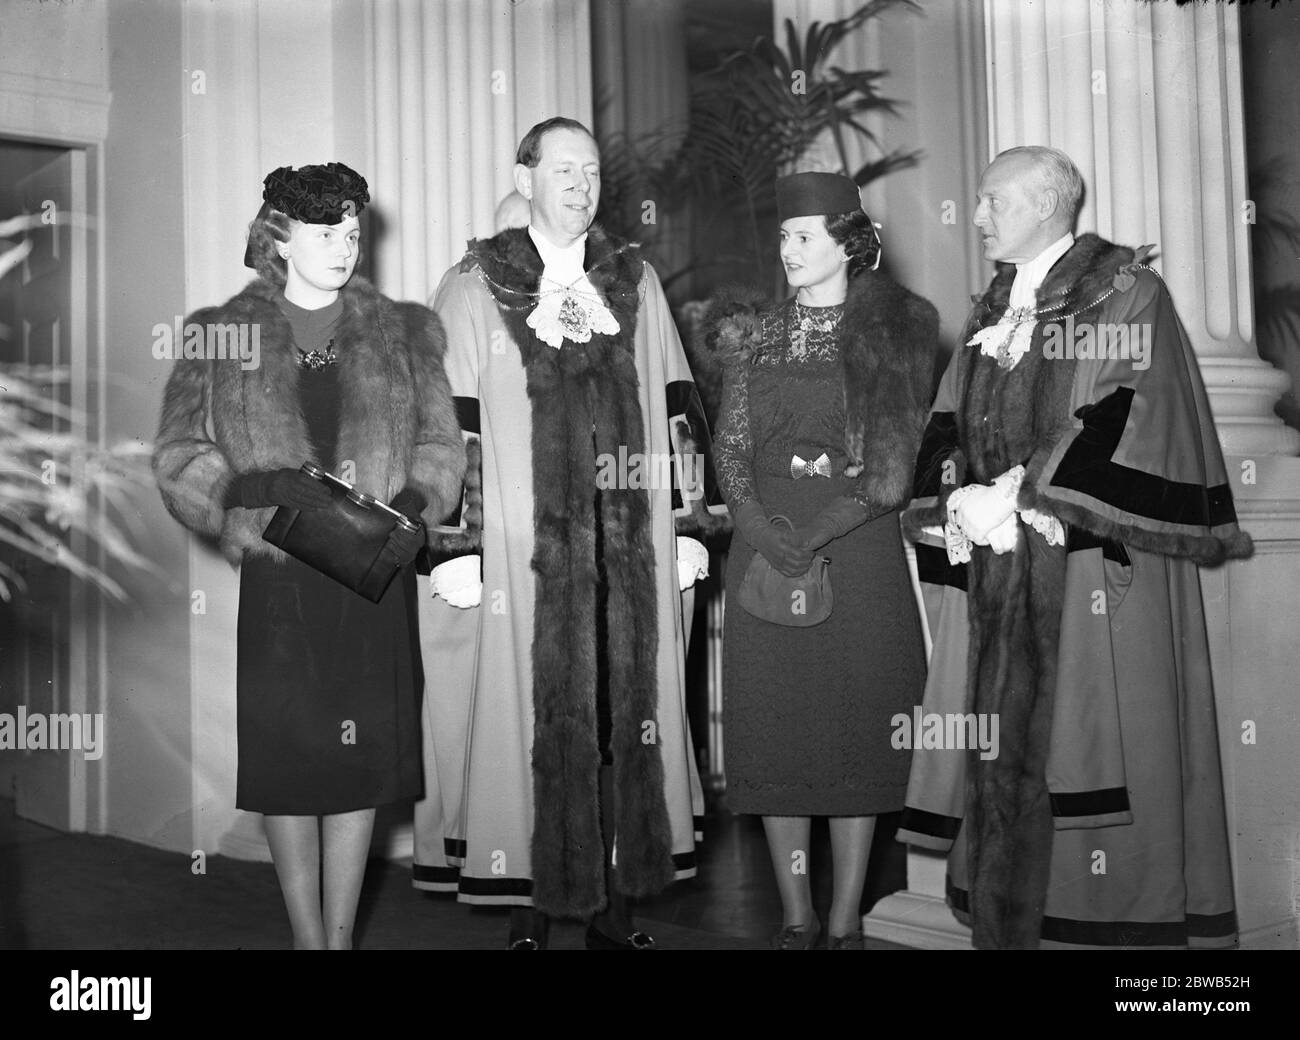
[
  {"left": 943, "top": 485, "right": 977, "bottom": 564},
  {"left": 1020, "top": 507, "right": 1064, "bottom": 547},
  {"left": 676, "top": 536, "right": 709, "bottom": 592},
  {"left": 430, "top": 555, "right": 481, "bottom": 608},
  {"left": 991, "top": 464, "right": 1026, "bottom": 500}
]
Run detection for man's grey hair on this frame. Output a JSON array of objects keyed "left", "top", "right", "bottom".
[{"left": 995, "top": 145, "right": 1085, "bottom": 225}]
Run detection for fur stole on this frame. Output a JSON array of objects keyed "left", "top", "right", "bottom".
[
  {"left": 700, "top": 270, "right": 938, "bottom": 512},
  {"left": 152, "top": 277, "right": 465, "bottom": 565},
  {"left": 460, "top": 226, "right": 675, "bottom": 917}
]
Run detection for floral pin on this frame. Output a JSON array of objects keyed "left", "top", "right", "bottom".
[{"left": 1112, "top": 244, "right": 1157, "bottom": 293}]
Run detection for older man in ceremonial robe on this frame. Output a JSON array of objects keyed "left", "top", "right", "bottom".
[{"left": 900, "top": 146, "right": 1251, "bottom": 950}]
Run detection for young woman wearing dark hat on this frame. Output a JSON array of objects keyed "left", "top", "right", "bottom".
[
  {"left": 153, "top": 163, "right": 464, "bottom": 948},
  {"left": 706, "top": 171, "right": 936, "bottom": 949}
]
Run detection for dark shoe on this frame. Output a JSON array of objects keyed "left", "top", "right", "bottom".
[
  {"left": 507, "top": 909, "right": 549, "bottom": 950},
  {"left": 771, "top": 918, "right": 821, "bottom": 950},
  {"left": 828, "top": 930, "right": 865, "bottom": 950},
  {"left": 585, "top": 923, "right": 656, "bottom": 949}
]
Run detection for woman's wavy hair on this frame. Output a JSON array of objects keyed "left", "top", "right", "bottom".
[
  {"left": 244, "top": 204, "right": 296, "bottom": 284},
  {"left": 824, "top": 209, "right": 881, "bottom": 278}
]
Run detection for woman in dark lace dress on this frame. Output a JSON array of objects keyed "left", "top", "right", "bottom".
[
  {"left": 153, "top": 164, "right": 464, "bottom": 948},
  {"left": 709, "top": 172, "right": 937, "bottom": 949}
]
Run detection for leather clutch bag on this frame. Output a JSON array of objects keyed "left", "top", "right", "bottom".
[
  {"left": 735, "top": 514, "right": 832, "bottom": 627},
  {"left": 261, "top": 463, "right": 423, "bottom": 603}
]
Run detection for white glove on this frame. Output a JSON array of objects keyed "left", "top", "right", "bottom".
[
  {"left": 986, "top": 512, "right": 1020, "bottom": 555},
  {"left": 952, "top": 483, "right": 1016, "bottom": 543},
  {"left": 676, "top": 536, "right": 709, "bottom": 592},
  {"left": 430, "top": 555, "right": 482, "bottom": 608}
]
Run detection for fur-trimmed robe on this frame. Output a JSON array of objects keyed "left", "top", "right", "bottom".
[
  {"left": 153, "top": 276, "right": 466, "bottom": 559},
  {"left": 899, "top": 234, "right": 1250, "bottom": 949},
  {"left": 415, "top": 226, "right": 711, "bottom": 918}
]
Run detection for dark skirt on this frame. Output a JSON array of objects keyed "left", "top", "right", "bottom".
[
  {"left": 722, "top": 472, "right": 926, "bottom": 816},
  {"left": 235, "top": 552, "right": 423, "bottom": 815}
]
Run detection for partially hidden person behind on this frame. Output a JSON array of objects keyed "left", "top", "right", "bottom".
[
  {"left": 152, "top": 162, "right": 465, "bottom": 949},
  {"left": 706, "top": 172, "right": 937, "bottom": 949}
]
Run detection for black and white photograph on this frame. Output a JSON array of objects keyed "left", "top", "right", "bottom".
[{"left": 0, "top": 0, "right": 1296, "bottom": 1001}]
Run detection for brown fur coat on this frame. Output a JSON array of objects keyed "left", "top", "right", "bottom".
[
  {"left": 702, "top": 268, "right": 940, "bottom": 515},
  {"left": 153, "top": 276, "right": 465, "bottom": 564}
]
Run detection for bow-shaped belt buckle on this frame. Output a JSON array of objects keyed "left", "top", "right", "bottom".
[{"left": 791, "top": 452, "right": 831, "bottom": 479}]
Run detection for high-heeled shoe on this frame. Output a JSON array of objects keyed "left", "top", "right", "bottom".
[
  {"left": 585, "top": 923, "right": 656, "bottom": 949},
  {"left": 771, "top": 917, "right": 821, "bottom": 950},
  {"left": 827, "top": 930, "right": 865, "bottom": 950}
]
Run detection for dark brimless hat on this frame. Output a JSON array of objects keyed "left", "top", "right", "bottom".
[
  {"left": 261, "top": 162, "right": 370, "bottom": 223},
  {"left": 244, "top": 162, "right": 370, "bottom": 272},
  {"left": 775, "top": 171, "right": 862, "bottom": 221}
]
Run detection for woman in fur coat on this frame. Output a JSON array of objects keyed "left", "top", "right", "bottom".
[
  {"left": 709, "top": 172, "right": 935, "bottom": 949},
  {"left": 152, "top": 163, "right": 464, "bottom": 949}
]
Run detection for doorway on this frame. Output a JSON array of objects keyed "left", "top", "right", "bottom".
[{"left": 0, "top": 138, "right": 97, "bottom": 833}]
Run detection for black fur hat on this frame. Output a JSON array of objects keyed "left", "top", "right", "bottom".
[{"left": 261, "top": 162, "right": 370, "bottom": 223}]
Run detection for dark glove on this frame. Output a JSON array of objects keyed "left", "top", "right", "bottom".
[
  {"left": 735, "top": 499, "right": 813, "bottom": 577},
  {"left": 381, "top": 522, "right": 425, "bottom": 568},
  {"left": 226, "top": 468, "right": 333, "bottom": 511},
  {"left": 389, "top": 487, "right": 428, "bottom": 522},
  {"left": 797, "top": 496, "right": 870, "bottom": 552}
]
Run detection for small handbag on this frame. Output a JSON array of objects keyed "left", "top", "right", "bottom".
[
  {"left": 735, "top": 514, "right": 832, "bottom": 627},
  {"left": 261, "top": 463, "right": 424, "bottom": 603}
]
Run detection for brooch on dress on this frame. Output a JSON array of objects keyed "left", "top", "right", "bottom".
[
  {"left": 297, "top": 339, "right": 337, "bottom": 369},
  {"left": 788, "top": 301, "right": 839, "bottom": 360}
]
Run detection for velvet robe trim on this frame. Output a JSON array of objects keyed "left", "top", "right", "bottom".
[
  {"left": 701, "top": 269, "right": 938, "bottom": 515},
  {"left": 459, "top": 227, "right": 674, "bottom": 917},
  {"left": 152, "top": 276, "right": 465, "bottom": 566}
]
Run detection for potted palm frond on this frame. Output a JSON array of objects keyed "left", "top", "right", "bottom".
[
  {"left": 0, "top": 219, "right": 157, "bottom": 603},
  {"left": 597, "top": 0, "right": 923, "bottom": 417}
]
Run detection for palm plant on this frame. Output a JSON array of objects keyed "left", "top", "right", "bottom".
[
  {"left": 0, "top": 223, "right": 158, "bottom": 603},
  {"left": 0, "top": 364, "right": 159, "bottom": 603},
  {"left": 685, "top": 0, "right": 921, "bottom": 282},
  {"left": 598, "top": 0, "right": 922, "bottom": 294}
]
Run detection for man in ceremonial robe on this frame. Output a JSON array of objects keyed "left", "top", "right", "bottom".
[
  {"left": 412, "top": 118, "right": 723, "bottom": 948},
  {"left": 899, "top": 146, "right": 1251, "bottom": 949}
]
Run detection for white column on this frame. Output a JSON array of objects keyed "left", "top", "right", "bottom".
[
  {"left": 366, "top": 0, "right": 592, "bottom": 304},
  {"left": 985, "top": 0, "right": 1299, "bottom": 458}
]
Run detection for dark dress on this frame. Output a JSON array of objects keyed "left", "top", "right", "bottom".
[
  {"left": 234, "top": 295, "right": 423, "bottom": 815},
  {"left": 717, "top": 299, "right": 925, "bottom": 816}
]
